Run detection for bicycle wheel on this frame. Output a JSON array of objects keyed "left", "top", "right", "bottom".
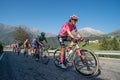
[
  {"left": 53, "top": 49, "right": 61, "bottom": 67},
  {"left": 40, "top": 49, "right": 50, "bottom": 64},
  {"left": 73, "top": 49, "right": 99, "bottom": 76}
]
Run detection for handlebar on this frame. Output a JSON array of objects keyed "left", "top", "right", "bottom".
[
  {"left": 42, "top": 44, "right": 50, "bottom": 50},
  {"left": 74, "top": 38, "right": 89, "bottom": 47}
]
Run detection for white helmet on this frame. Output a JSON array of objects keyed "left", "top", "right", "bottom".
[{"left": 70, "top": 15, "right": 79, "bottom": 20}]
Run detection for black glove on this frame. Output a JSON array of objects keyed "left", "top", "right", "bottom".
[
  {"left": 79, "top": 37, "right": 84, "bottom": 42},
  {"left": 79, "top": 37, "right": 88, "bottom": 42},
  {"left": 71, "top": 38, "right": 77, "bottom": 43}
]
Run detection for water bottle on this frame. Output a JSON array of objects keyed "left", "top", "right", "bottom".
[
  {"left": 67, "top": 50, "right": 73, "bottom": 61},
  {"left": 69, "top": 50, "right": 73, "bottom": 55}
]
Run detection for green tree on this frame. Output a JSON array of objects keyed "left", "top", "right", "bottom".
[
  {"left": 110, "top": 37, "right": 119, "bottom": 50},
  {"left": 100, "top": 37, "right": 120, "bottom": 50},
  {"left": 13, "top": 26, "right": 30, "bottom": 42},
  {"left": 100, "top": 38, "right": 108, "bottom": 50}
]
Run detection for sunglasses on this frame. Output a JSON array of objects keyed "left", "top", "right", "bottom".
[{"left": 72, "top": 19, "right": 78, "bottom": 22}]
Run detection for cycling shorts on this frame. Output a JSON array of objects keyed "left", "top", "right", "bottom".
[
  {"left": 58, "top": 35, "right": 72, "bottom": 48},
  {"left": 32, "top": 43, "right": 39, "bottom": 49}
]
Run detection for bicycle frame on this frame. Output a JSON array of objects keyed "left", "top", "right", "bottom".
[
  {"left": 39, "top": 45, "right": 49, "bottom": 54},
  {"left": 65, "top": 42, "right": 82, "bottom": 63}
]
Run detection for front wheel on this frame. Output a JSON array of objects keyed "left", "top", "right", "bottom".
[
  {"left": 40, "top": 49, "right": 50, "bottom": 64},
  {"left": 73, "top": 49, "right": 99, "bottom": 76}
]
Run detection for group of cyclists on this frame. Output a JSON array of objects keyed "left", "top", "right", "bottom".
[
  {"left": 12, "top": 15, "right": 86, "bottom": 69},
  {"left": 13, "top": 32, "right": 49, "bottom": 61}
]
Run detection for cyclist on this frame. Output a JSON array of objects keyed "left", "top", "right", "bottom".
[
  {"left": 37, "top": 32, "right": 49, "bottom": 57},
  {"left": 58, "top": 15, "right": 82, "bottom": 69},
  {"left": 32, "top": 38, "right": 43, "bottom": 61},
  {"left": 23, "top": 39, "right": 31, "bottom": 56},
  {"left": 37, "top": 32, "right": 49, "bottom": 45}
]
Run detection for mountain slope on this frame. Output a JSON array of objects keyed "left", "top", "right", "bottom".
[
  {"left": 78, "top": 27, "right": 104, "bottom": 37},
  {"left": 107, "top": 29, "right": 120, "bottom": 36},
  {"left": 0, "top": 23, "right": 56, "bottom": 43}
]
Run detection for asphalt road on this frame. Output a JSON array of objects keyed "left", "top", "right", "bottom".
[
  {"left": 98, "top": 57, "right": 120, "bottom": 80},
  {"left": 0, "top": 51, "right": 120, "bottom": 80}
]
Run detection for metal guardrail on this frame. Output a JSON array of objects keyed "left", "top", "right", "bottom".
[
  {"left": 48, "top": 50, "right": 120, "bottom": 55},
  {"left": 95, "top": 51, "right": 120, "bottom": 55}
]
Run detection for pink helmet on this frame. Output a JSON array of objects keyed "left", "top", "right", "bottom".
[{"left": 70, "top": 15, "right": 79, "bottom": 20}]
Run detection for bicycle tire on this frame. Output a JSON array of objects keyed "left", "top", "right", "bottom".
[
  {"left": 40, "top": 49, "right": 50, "bottom": 64},
  {"left": 73, "top": 49, "right": 99, "bottom": 76}
]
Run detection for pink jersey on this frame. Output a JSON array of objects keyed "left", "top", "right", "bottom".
[{"left": 59, "top": 22, "right": 77, "bottom": 36}]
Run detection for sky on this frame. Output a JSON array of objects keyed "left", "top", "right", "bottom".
[{"left": 0, "top": 0, "right": 120, "bottom": 34}]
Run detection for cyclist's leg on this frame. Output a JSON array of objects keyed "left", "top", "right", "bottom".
[
  {"left": 31, "top": 43, "right": 37, "bottom": 58},
  {"left": 59, "top": 47, "right": 65, "bottom": 64},
  {"left": 36, "top": 48, "right": 39, "bottom": 59},
  {"left": 25, "top": 47, "right": 29, "bottom": 57},
  {"left": 34, "top": 48, "right": 38, "bottom": 59},
  {"left": 33, "top": 48, "right": 36, "bottom": 58},
  {"left": 35, "top": 44, "right": 40, "bottom": 60},
  {"left": 58, "top": 36, "right": 65, "bottom": 64},
  {"left": 23, "top": 47, "right": 26, "bottom": 55},
  {"left": 29, "top": 47, "right": 33, "bottom": 56},
  {"left": 17, "top": 47, "right": 20, "bottom": 55},
  {"left": 65, "top": 36, "right": 74, "bottom": 52},
  {"left": 32, "top": 43, "right": 37, "bottom": 58},
  {"left": 58, "top": 36, "right": 68, "bottom": 68}
]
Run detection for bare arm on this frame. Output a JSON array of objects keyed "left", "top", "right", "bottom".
[
  {"left": 67, "top": 29, "right": 74, "bottom": 39},
  {"left": 75, "top": 31, "right": 81, "bottom": 38},
  {"left": 36, "top": 40, "right": 43, "bottom": 46}
]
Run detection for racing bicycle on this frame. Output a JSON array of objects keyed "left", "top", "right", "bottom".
[{"left": 53, "top": 38, "right": 99, "bottom": 76}]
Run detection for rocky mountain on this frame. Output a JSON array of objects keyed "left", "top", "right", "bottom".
[
  {"left": 107, "top": 29, "right": 120, "bottom": 36},
  {"left": 78, "top": 27, "right": 104, "bottom": 37}
]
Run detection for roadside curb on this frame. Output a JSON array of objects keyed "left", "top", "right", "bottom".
[{"left": 0, "top": 53, "right": 5, "bottom": 61}]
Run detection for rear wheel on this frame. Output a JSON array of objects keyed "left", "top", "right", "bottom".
[
  {"left": 74, "top": 49, "right": 99, "bottom": 76},
  {"left": 53, "top": 49, "right": 61, "bottom": 67}
]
